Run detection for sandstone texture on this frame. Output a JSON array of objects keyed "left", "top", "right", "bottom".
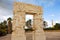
[{"left": 12, "top": 2, "right": 46, "bottom": 40}]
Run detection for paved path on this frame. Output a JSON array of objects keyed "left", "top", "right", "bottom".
[
  {"left": 45, "top": 32, "right": 60, "bottom": 40},
  {"left": 0, "top": 32, "right": 60, "bottom": 40},
  {"left": 0, "top": 34, "right": 11, "bottom": 40},
  {"left": 26, "top": 32, "right": 33, "bottom": 40}
]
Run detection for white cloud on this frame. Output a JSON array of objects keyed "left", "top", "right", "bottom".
[
  {"left": 26, "top": 15, "right": 33, "bottom": 21},
  {"left": 0, "top": 7, "right": 13, "bottom": 22},
  {"left": 45, "top": 20, "right": 60, "bottom": 27},
  {"left": 0, "top": 0, "right": 13, "bottom": 22},
  {"left": 55, "top": 20, "right": 60, "bottom": 23},
  {"left": 45, "top": 20, "right": 52, "bottom": 27},
  {"left": 0, "top": 0, "right": 57, "bottom": 25}
]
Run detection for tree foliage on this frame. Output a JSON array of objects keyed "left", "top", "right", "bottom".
[
  {"left": 26, "top": 19, "right": 32, "bottom": 29},
  {"left": 0, "top": 21, "right": 7, "bottom": 36},
  {"left": 25, "top": 19, "right": 34, "bottom": 31},
  {"left": 54, "top": 23, "right": 60, "bottom": 29},
  {"left": 0, "top": 17, "right": 12, "bottom": 36},
  {"left": 43, "top": 21, "right": 48, "bottom": 28},
  {"left": 44, "top": 23, "right": 60, "bottom": 30}
]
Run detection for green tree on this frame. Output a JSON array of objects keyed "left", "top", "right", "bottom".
[
  {"left": 25, "top": 19, "right": 34, "bottom": 31},
  {"left": 0, "top": 21, "right": 7, "bottom": 36},
  {"left": 43, "top": 21, "right": 48, "bottom": 28},
  {"left": 54, "top": 23, "right": 60, "bottom": 29},
  {"left": 26, "top": 19, "right": 32, "bottom": 29}
]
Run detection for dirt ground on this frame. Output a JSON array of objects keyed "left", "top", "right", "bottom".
[{"left": 0, "top": 31, "right": 60, "bottom": 40}]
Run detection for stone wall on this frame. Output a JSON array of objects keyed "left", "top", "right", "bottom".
[{"left": 11, "top": 2, "right": 46, "bottom": 40}]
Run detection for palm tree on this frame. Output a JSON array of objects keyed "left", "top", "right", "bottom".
[{"left": 7, "top": 17, "right": 12, "bottom": 34}]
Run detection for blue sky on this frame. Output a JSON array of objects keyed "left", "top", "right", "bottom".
[{"left": 0, "top": 0, "right": 60, "bottom": 27}]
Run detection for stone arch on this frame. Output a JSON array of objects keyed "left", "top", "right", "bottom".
[{"left": 11, "top": 2, "right": 46, "bottom": 40}]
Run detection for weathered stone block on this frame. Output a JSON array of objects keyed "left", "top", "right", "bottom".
[{"left": 12, "top": 2, "right": 46, "bottom": 40}]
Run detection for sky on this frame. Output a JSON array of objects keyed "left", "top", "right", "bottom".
[{"left": 0, "top": 0, "right": 60, "bottom": 27}]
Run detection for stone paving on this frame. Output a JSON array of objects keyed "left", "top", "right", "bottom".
[
  {"left": 45, "top": 32, "right": 60, "bottom": 40},
  {"left": 0, "top": 32, "right": 60, "bottom": 40}
]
